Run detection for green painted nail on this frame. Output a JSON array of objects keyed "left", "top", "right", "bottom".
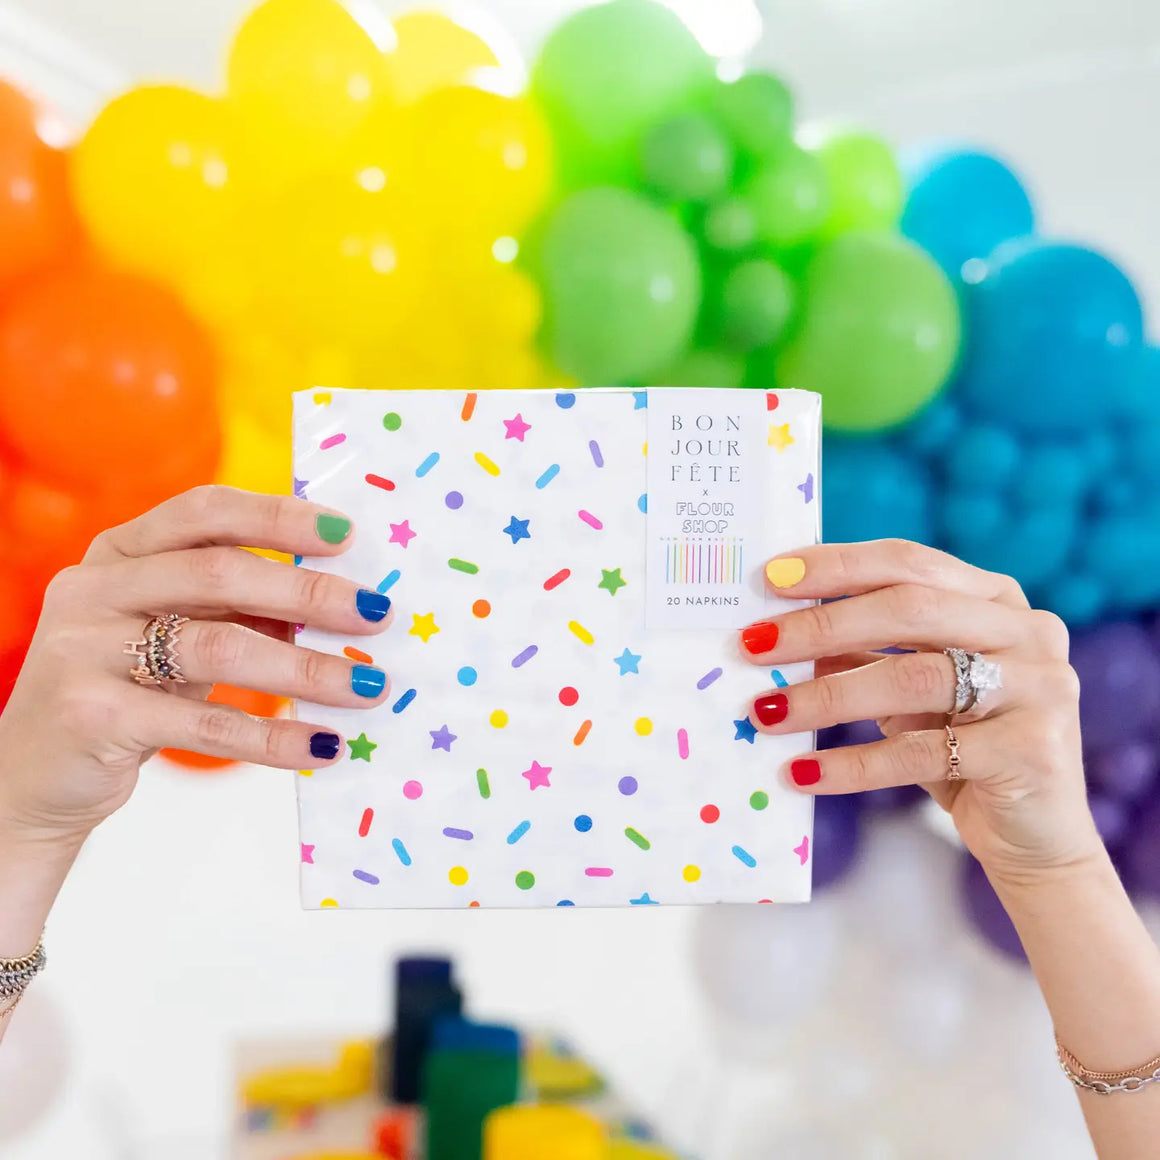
[{"left": 315, "top": 513, "right": 351, "bottom": 544}]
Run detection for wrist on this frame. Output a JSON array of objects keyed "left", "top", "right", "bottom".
[{"left": 979, "top": 828, "right": 1113, "bottom": 902}]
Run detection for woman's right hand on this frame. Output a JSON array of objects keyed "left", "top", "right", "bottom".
[{"left": 0, "top": 486, "right": 393, "bottom": 850}]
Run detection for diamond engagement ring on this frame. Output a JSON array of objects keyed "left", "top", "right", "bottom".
[
  {"left": 124, "top": 613, "right": 189, "bottom": 687},
  {"left": 943, "top": 647, "right": 1003, "bottom": 716}
]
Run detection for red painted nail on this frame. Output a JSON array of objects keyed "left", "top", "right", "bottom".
[
  {"left": 741, "top": 620, "right": 779, "bottom": 655},
  {"left": 753, "top": 692, "right": 789, "bottom": 726},
  {"left": 790, "top": 759, "right": 822, "bottom": 786}
]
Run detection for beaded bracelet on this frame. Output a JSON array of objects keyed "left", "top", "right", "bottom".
[
  {"left": 1057, "top": 1038, "right": 1160, "bottom": 1095},
  {"left": 0, "top": 932, "right": 46, "bottom": 1017}
]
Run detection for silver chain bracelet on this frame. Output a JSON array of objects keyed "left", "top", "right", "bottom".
[
  {"left": 0, "top": 932, "right": 46, "bottom": 1014},
  {"left": 1058, "top": 1038, "right": 1160, "bottom": 1096}
]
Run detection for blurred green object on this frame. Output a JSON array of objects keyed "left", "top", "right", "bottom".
[
  {"left": 531, "top": 0, "right": 713, "bottom": 188},
  {"left": 742, "top": 144, "right": 831, "bottom": 247},
  {"left": 809, "top": 128, "right": 904, "bottom": 236},
  {"left": 709, "top": 72, "right": 794, "bottom": 159},
  {"left": 777, "top": 231, "right": 961, "bottom": 431},
  {"left": 655, "top": 347, "right": 746, "bottom": 389},
  {"left": 703, "top": 196, "right": 757, "bottom": 252},
  {"left": 642, "top": 112, "right": 734, "bottom": 203},
  {"left": 540, "top": 186, "right": 701, "bottom": 383},
  {"left": 721, "top": 258, "right": 795, "bottom": 351}
]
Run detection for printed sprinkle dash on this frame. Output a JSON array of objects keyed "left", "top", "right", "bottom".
[
  {"left": 506, "top": 820, "right": 531, "bottom": 845},
  {"left": 320, "top": 433, "right": 347, "bottom": 450},
  {"left": 536, "top": 464, "right": 560, "bottom": 489},
  {"left": 353, "top": 869, "right": 380, "bottom": 885},
  {"left": 589, "top": 440, "right": 604, "bottom": 467},
  {"left": 578, "top": 510, "right": 603, "bottom": 530},
  {"left": 512, "top": 645, "right": 539, "bottom": 668},
  {"left": 697, "top": 667, "right": 723, "bottom": 690},
  {"left": 392, "top": 839, "right": 412, "bottom": 867}
]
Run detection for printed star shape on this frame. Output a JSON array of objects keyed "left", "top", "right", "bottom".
[
  {"left": 409, "top": 612, "right": 440, "bottom": 642},
  {"left": 389, "top": 519, "right": 417, "bottom": 547},
  {"left": 503, "top": 515, "right": 531, "bottom": 544},
  {"left": 733, "top": 716, "right": 758, "bottom": 744},
  {"left": 768, "top": 423, "right": 795, "bottom": 452},
  {"left": 300, "top": 843, "right": 315, "bottom": 864},
  {"left": 793, "top": 835, "right": 810, "bottom": 866},
  {"left": 348, "top": 732, "right": 377, "bottom": 761},
  {"left": 614, "top": 647, "right": 641, "bottom": 675},
  {"left": 522, "top": 761, "right": 552, "bottom": 790},
  {"left": 503, "top": 412, "right": 532, "bottom": 441},
  {"left": 292, "top": 477, "right": 309, "bottom": 499},
  {"left": 798, "top": 472, "right": 815, "bottom": 503},
  {"left": 630, "top": 892, "right": 659, "bottom": 905},
  {"left": 430, "top": 724, "right": 457, "bottom": 752},
  {"left": 598, "top": 567, "right": 627, "bottom": 596},
  {"left": 632, "top": 391, "right": 648, "bottom": 410}
]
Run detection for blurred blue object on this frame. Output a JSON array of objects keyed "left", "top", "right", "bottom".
[
  {"left": 944, "top": 423, "right": 1020, "bottom": 491},
  {"left": 823, "top": 438, "right": 932, "bottom": 545},
  {"left": 956, "top": 240, "right": 1143, "bottom": 434},
  {"left": 1012, "top": 440, "right": 1089, "bottom": 510},
  {"left": 896, "top": 394, "right": 961, "bottom": 456},
  {"left": 811, "top": 794, "right": 864, "bottom": 891},
  {"left": 954, "top": 504, "right": 1078, "bottom": 591},
  {"left": 901, "top": 147, "right": 1034, "bottom": 280}
]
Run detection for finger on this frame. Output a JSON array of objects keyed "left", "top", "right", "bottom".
[
  {"left": 763, "top": 540, "right": 1030, "bottom": 610},
  {"left": 751, "top": 652, "right": 1029, "bottom": 735},
  {"left": 96, "top": 549, "right": 393, "bottom": 635},
  {"left": 173, "top": 619, "right": 390, "bottom": 706},
  {"left": 741, "top": 585, "right": 1028, "bottom": 664},
  {"left": 84, "top": 486, "right": 357, "bottom": 564},
  {"left": 815, "top": 651, "right": 894, "bottom": 679},
  {"left": 128, "top": 688, "right": 349, "bottom": 770}
]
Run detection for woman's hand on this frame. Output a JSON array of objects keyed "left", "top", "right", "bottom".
[
  {"left": 741, "top": 540, "right": 1100, "bottom": 889},
  {"left": 0, "top": 486, "right": 391, "bottom": 848}
]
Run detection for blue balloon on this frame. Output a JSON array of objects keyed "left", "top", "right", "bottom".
[
  {"left": 1013, "top": 440, "right": 1089, "bottom": 509},
  {"left": 1117, "top": 344, "right": 1160, "bottom": 423},
  {"left": 896, "top": 395, "right": 961, "bottom": 455},
  {"left": 956, "top": 240, "right": 1143, "bottom": 434},
  {"left": 901, "top": 147, "right": 1034, "bottom": 280},
  {"left": 955, "top": 504, "right": 1078, "bottom": 591},
  {"left": 941, "top": 490, "right": 1006, "bottom": 551},
  {"left": 1080, "top": 511, "right": 1160, "bottom": 608},
  {"left": 1041, "top": 573, "right": 1106, "bottom": 626},
  {"left": 944, "top": 423, "right": 1021, "bottom": 491},
  {"left": 823, "top": 438, "right": 933, "bottom": 545}
]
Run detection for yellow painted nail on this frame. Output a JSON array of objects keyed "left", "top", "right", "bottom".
[{"left": 766, "top": 557, "right": 806, "bottom": 589}]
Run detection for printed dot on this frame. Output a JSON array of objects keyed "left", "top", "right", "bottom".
[
  {"left": 637, "top": 493, "right": 647, "bottom": 513},
  {"left": 559, "top": 686, "right": 579, "bottom": 706},
  {"left": 320, "top": 898, "right": 339, "bottom": 908},
  {"left": 449, "top": 866, "right": 469, "bottom": 886},
  {"left": 515, "top": 870, "right": 536, "bottom": 890},
  {"left": 750, "top": 791, "right": 770, "bottom": 811},
  {"left": 555, "top": 392, "right": 576, "bottom": 409},
  {"left": 473, "top": 599, "right": 491, "bottom": 618},
  {"left": 445, "top": 491, "right": 464, "bottom": 509},
  {"left": 683, "top": 865, "right": 702, "bottom": 883},
  {"left": 634, "top": 717, "right": 653, "bottom": 736},
  {"left": 618, "top": 776, "right": 638, "bottom": 796},
  {"left": 574, "top": 814, "right": 593, "bottom": 833},
  {"left": 458, "top": 666, "right": 478, "bottom": 687},
  {"left": 489, "top": 709, "right": 509, "bottom": 728},
  {"left": 700, "top": 804, "right": 720, "bottom": 824},
  {"left": 403, "top": 780, "right": 423, "bottom": 800},
  {"left": 382, "top": 412, "right": 402, "bottom": 431}
]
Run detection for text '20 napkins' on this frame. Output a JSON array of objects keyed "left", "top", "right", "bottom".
[{"left": 294, "top": 386, "right": 820, "bottom": 909}]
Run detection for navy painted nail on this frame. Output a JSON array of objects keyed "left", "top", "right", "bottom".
[
  {"left": 310, "top": 731, "right": 341, "bottom": 760},
  {"left": 351, "top": 664, "right": 387, "bottom": 698},
  {"left": 356, "top": 589, "right": 392, "bottom": 622}
]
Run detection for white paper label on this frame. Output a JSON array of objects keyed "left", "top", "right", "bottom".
[{"left": 645, "top": 388, "right": 771, "bottom": 629}]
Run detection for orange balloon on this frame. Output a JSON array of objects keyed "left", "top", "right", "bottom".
[
  {"left": 0, "top": 264, "right": 221, "bottom": 497},
  {"left": 162, "top": 684, "right": 288, "bottom": 770},
  {"left": 0, "top": 82, "right": 75, "bottom": 290}
]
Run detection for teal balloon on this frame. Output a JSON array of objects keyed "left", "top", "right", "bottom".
[
  {"left": 708, "top": 72, "right": 794, "bottom": 159},
  {"left": 540, "top": 187, "right": 701, "bottom": 384},
  {"left": 720, "top": 258, "right": 795, "bottom": 352},
  {"left": 532, "top": 0, "right": 713, "bottom": 188},
  {"left": 655, "top": 348, "right": 746, "bottom": 390},
  {"left": 642, "top": 112, "right": 733, "bottom": 203}
]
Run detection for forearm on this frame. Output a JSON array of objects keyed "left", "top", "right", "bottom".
[{"left": 990, "top": 850, "right": 1160, "bottom": 1158}]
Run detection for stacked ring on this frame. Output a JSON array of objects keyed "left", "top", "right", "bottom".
[
  {"left": 944, "top": 647, "right": 1004, "bottom": 717},
  {"left": 124, "top": 614, "right": 189, "bottom": 687}
]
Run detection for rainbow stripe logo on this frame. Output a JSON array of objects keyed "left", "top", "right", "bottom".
[{"left": 664, "top": 537, "right": 743, "bottom": 585}]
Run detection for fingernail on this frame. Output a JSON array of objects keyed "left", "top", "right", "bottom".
[
  {"left": 310, "top": 731, "right": 341, "bottom": 760},
  {"left": 754, "top": 692, "right": 789, "bottom": 727},
  {"left": 315, "top": 513, "right": 352, "bottom": 544},
  {"left": 741, "top": 620, "right": 779, "bottom": 655},
  {"left": 766, "top": 557, "right": 806, "bottom": 589},
  {"left": 356, "top": 589, "right": 391, "bottom": 622},
  {"left": 790, "top": 759, "right": 822, "bottom": 786},
  {"left": 351, "top": 664, "right": 387, "bottom": 698}
]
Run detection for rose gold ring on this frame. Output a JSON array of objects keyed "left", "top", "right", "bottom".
[
  {"left": 945, "top": 723, "right": 963, "bottom": 782},
  {"left": 124, "top": 614, "right": 189, "bottom": 687}
]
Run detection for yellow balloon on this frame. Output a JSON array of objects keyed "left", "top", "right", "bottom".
[
  {"left": 219, "top": 329, "right": 311, "bottom": 433},
  {"left": 72, "top": 86, "right": 237, "bottom": 282},
  {"left": 217, "top": 409, "right": 288, "bottom": 496},
  {"left": 387, "top": 9, "right": 499, "bottom": 103}
]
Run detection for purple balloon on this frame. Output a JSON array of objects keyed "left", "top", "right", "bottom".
[
  {"left": 843, "top": 718, "right": 886, "bottom": 746},
  {"left": 1088, "top": 741, "right": 1160, "bottom": 802},
  {"left": 1122, "top": 799, "right": 1160, "bottom": 900},
  {"left": 817, "top": 723, "right": 851, "bottom": 750},
  {"left": 960, "top": 854, "right": 1027, "bottom": 963},
  {"left": 1089, "top": 792, "right": 1130, "bottom": 848},
  {"left": 812, "top": 794, "right": 864, "bottom": 892},
  {"left": 862, "top": 783, "right": 928, "bottom": 813},
  {"left": 1071, "top": 622, "right": 1160, "bottom": 750}
]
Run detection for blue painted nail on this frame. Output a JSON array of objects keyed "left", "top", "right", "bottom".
[
  {"left": 351, "top": 665, "right": 387, "bottom": 698},
  {"left": 356, "top": 589, "right": 392, "bottom": 622},
  {"left": 309, "top": 732, "right": 341, "bottom": 760}
]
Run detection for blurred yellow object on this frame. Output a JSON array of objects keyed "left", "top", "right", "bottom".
[
  {"left": 607, "top": 1143, "right": 676, "bottom": 1160},
  {"left": 241, "top": 1039, "right": 375, "bottom": 1109},
  {"left": 218, "top": 329, "right": 309, "bottom": 433},
  {"left": 388, "top": 9, "right": 498, "bottom": 103},
  {"left": 524, "top": 1044, "right": 603, "bottom": 1099},
  {"left": 72, "top": 86, "right": 237, "bottom": 282},
  {"left": 217, "top": 410, "right": 288, "bottom": 496},
  {"left": 483, "top": 1105, "right": 605, "bottom": 1160}
]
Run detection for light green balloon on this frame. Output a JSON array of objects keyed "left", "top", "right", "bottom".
[
  {"left": 709, "top": 72, "right": 794, "bottom": 159},
  {"left": 808, "top": 128, "right": 904, "bottom": 236},
  {"left": 540, "top": 187, "right": 702, "bottom": 384},
  {"left": 642, "top": 112, "right": 734, "bottom": 203},
  {"left": 654, "top": 348, "right": 746, "bottom": 390},
  {"left": 532, "top": 0, "right": 714, "bottom": 188},
  {"left": 743, "top": 145, "right": 831, "bottom": 247},
  {"left": 703, "top": 197, "right": 757, "bottom": 253},
  {"left": 720, "top": 258, "right": 795, "bottom": 352},
  {"left": 777, "top": 231, "right": 962, "bottom": 431}
]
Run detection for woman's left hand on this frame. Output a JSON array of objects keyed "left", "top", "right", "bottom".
[{"left": 739, "top": 540, "right": 1101, "bottom": 892}]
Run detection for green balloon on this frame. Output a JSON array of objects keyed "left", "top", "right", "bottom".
[
  {"left": 720, "top": 258, "right": 795, "bottom": 352},
  {"left": 709, "top": 72, "right": 794, "bottom": 159},
  {"left": 654, "top": 348, "right": 746, "bottom": 390},
  {"left": 777, "top": 231, "right": 962, "bottom": 431},
  {"left": 532, "top": 0, "right": 713, "bottom": 188},
  {"left": 809, "top": 128, "right": 903, "bottom": 236},
  {"left": 541, "top": 187, "right": 702, "bottom": 384},
  {"left": 642, "top": 112, "right": 734, "bottom": 203},
  {"left": 703, "top": 197, "right": 757, "bottom": 252},
  {"left": 743, "top": 145, "right": 831, "bottom": 247}
]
